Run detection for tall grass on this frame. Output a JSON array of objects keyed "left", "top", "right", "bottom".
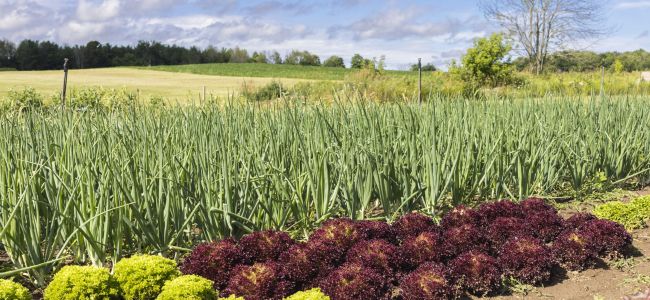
[{"left": 1, "top": 93, "right": 650, "bottom": 283}]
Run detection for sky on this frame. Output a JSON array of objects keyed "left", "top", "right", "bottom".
[{"left": 0, "top": 0, "right": 649, "bottom": 69}]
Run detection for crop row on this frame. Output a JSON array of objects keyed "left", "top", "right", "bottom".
[{"left": 1, "top": 96, "right": 649, "bottom": 283}]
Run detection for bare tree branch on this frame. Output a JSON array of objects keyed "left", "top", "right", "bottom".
[{"left": 480, "top": 0, "right": 609, "bottom": 74}]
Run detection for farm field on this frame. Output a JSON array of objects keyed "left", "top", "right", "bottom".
[{"left": 0, "top": 67, "right": 308, "bottom": 102}]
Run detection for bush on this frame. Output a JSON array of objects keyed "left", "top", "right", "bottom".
[
  {"left": 156, "top": 275, "right": 218, "bottom": 300},
  {"left": 44, "top": 265, "right": 119, "bottom": 300},
  {"left": 449, "top": 33, "right": 514, "bottom": 88},
  {"left": 594, "top": 196, "right": 650, "bottom": 230},
  {"left": 0, "top": 279, "right": 31, "bottom": 300},
  {"left": 113, "top": 255, "right": 180, "bottom": 300},
  {"left": 180, "top": 239, "right": 242, "bottom": 290},
  {"left": 7, "top": 87, "right": 43, "bottom": 112},
  {"left": 242, "top": 81, "right": 284, "bottom": 101},
  {"left": 284, "top": 288, "right": 330, "bottom": 300}
]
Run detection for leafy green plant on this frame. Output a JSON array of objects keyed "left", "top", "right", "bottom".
[
  {"left": 593, "top": 196, "right": 650, "bottom": 230},
  {"left": 284, "top": 288, "right": 330, "bottom": 300},
  {"left": 113, "top": 255, "right": 180, "bottom": 300},
  {"left": 7, "top": 87, "right": 43, "bottom": 112},
  {"left": 0, "top": 279, "right": 31, "bottom": 300},
  {"left": 156, "top": 275, "right": 218, "bottom": 300},
  {"left": 44, "top": 265, "right": 120, "bottom": 300},
  {"left": 450, "top": 33, "right": 514, "bottom": 88}
]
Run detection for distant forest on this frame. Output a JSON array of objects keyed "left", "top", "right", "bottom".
[{"left": 0, "top": 39, "right": 649, "bottom": 72}]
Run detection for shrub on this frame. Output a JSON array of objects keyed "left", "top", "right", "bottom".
[
  {"left": 156, "top": 275, "right": 218, "bottom": 300},
  {"left": 391, "top": 212, "right": 437, "bottom": 242},
  {"left": 552, "top": 230, "right": 598, "bottom": 271},
  {"left": 440, "top": 205, "right": 480, "bottom": 229},
  {"left": 242, "top": 81, "right": 284, "bottom": 101},
  {"left": 284, "top": 288, "right": 330, "bottom": 300},
  {"left": 113, "top": 254, "right": 180, "bottom": 300},
  {"left": 345, "top": 239, "right": 399, "bottom": 274},
  {"left": 399, "top": 262, "right": 456, "bottom": 300},
  {"left": 498, "top": 237, "right": 555, "bottom": 285},
  {"left": 8, "top": 87, "right": 43, "bottom": 112},
  {"left": 238, "top": 230, "right": 295, "bottom": 263},
  {"left": 579, "top": 219, "right": 632, "bottom": 258},
  {"left": 594, "top": 196, "right": 650, "bottom": 230},
  {"left": 399, "top": 231, "right": 444, "bottom": 270},
  {"left": 44, "top": 265, "right": 119, "bottom": 300},
  {"left": 318, "top": 263, "right": 388, "bottom": 300},
  {"left": 449, "top": 251, "right": 502, "bottom": 296},
  {"left": 449, "top": 33, "right": 514, "bottom": 88},
  {"left": 0, "top": 279, "right": 31, "bottom": 300},
  {"left": 224, "top": 262, "right": 290, "bottom": 300},
  {"left": 180, "top": 239, "right": 241, "bottom": 290}
]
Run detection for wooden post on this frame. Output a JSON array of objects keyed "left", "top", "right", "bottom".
[
  {"left": 61, "top": 58, "right": 69, "bottom": 108},
  {"left": 600, "top": 66, "right": 605, "bottom": 98},
  {"left": 418, "top": 58, "right": 422, "bottom": 104}
]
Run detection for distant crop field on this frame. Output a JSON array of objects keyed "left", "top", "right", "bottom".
[
  {"left": 0, "top": 67, "right": 308, "bottom": 102},
  {"left": 145, "top": 63, "right": 411, "bottom": 80}
]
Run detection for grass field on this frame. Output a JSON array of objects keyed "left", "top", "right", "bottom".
[
  {"left": 146, "top": 63, "right": 411, "bottom": 80},
  {"left": 0, "top": 67, "right": 308, "bottom": 101}
]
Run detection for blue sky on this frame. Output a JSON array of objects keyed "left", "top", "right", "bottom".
[{"left": 0, "top": 0, "right": 648, "bottom": 69}]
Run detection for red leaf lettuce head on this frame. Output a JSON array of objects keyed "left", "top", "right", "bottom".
[
  {"left": 278, "top": 242, "right": 318, "bottom": 285},
  {"left": 485, "top": 217, "right": 530, "bottom": 251},
  {"left": 497, "top": 236, "right": 555, "bottom": 285},
  {"left": 578, "top": 219, "right": 632, "bottom": 258},
  {"left": 391, "top": 213, "right": 437, "bottom": 242},
  {"left": 346, "top": 239, "right": 399, "bottom": 274},
  {"left": 180, "top": 238, "right": 242, "bottom": 290},
  {"left": 477, "top": 200, "right": 524, "bottom": 225},
  {"left": 440, "top": 205, "right": 480, "bottom": 230},
  {"left": 399, "top": 231, "right": 444, "bottom": 270},
  {"left": 238, "top": 230, "right": 295, "bottom": 264},
  {"left": 224, "top": 262, "right": 292, "bottom": 300},
  {"left": 525, "top": 210, "right": 565, "bottom": 243},
  {"left": 564, "top": 213, "right": 598, "bottom": 230},
  {"left": 442, "top": 223, "right": 488, "bottom": 259},
  {"left": 521, "top": 198, "right": 557, "bottom": 214},
  {"left": 309, "top": 218, "right": 362, "bottom": 253},
  {"left": 551, "top": 230, "right": 598, "bottom": 271},
  {"left": 450, "top": 250, "right": 502, "bottom": 296},
  {"left": 318, "top": 263, "right": 389, "bottom": 300},
  {"left": 399, "top": 262, "right": 457, "bottom": 300},
  {"left": 355, "top": 220, "right": 396, "bottom": 243}
]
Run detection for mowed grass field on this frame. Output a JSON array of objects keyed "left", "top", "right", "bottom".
[
  {"left": 0, "top": 67, "right": 309, "bottom": 101},
  {"left": 146, "top": 63, "right": 412, "bottom": 80}
]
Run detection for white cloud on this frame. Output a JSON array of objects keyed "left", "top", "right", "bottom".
[
  {"left": 76, "top": 0, "right": 121, "bottom": 22},
  {"left": 615, "top": 1, "right": 650, "bottom": 9}
]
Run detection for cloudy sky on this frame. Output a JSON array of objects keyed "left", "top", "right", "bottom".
[{"left": 1, "top": 0, "right": 649, "bottom": 69}]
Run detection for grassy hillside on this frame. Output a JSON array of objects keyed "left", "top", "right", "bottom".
[{"left": 145, "top": 63, "right": 411, "bottom": 80}]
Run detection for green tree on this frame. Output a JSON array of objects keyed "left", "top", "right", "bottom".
[
  {"left": 270, "top": 51, "right": 282, "bottom": 64},
  {"left": 350, "top": 53, "right": 365, "bottom": 69},
  {"left": 612, "top": 59, "right": 624, "bottom": 74},
  {"left": 251, "top": 51, "right": 268, "bottom": 63},
  {"left": 0, "top": 39, "right": 16, "bottom": 68},
  {"left": 323, "top": 55, "right": 345, "bottom": 68},
  {"left": 410, "top": 62, "right": 436, "bottom": 72},
  {"left": 284, "top": 50, "right": 321, "bottom": 66},
  {"left": 450, "top": 33, "right": 514, "bottom": 87}
]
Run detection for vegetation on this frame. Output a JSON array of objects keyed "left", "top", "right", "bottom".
[
  {"left": 44, "top": 266, "right": 120, "bottom": 300},
  {"left": 593, "top": 196, "right": 650, "bottom": 230},
  {"left": 284, "top": 288, "right": 330, "bottom": 300},
  {"left": 450, "top": 33, "right": 514, "bottom": 88},
  {"left": 0, "top": 279, "right": 31, "bottom": 300},
  {"left": 156, "top": 275, "right": 218, "bottom": 300},
  {"left": 113, "top": 255, "right": 180, "bottom": 300}
]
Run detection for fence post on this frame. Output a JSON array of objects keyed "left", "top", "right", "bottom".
[
  {"left": 61, "top": 58, "right": 69, "bottom": 109},
  {"left": 418, "top": 58, "right": 422, "bottom": 104}
]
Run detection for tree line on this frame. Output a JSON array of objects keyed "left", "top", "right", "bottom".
[
  {"left": 0, "top": 39, "right": 365, "bottom": 70},
  {"left": 513, "top": 50, "right": 650, "bottom": 73}
]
